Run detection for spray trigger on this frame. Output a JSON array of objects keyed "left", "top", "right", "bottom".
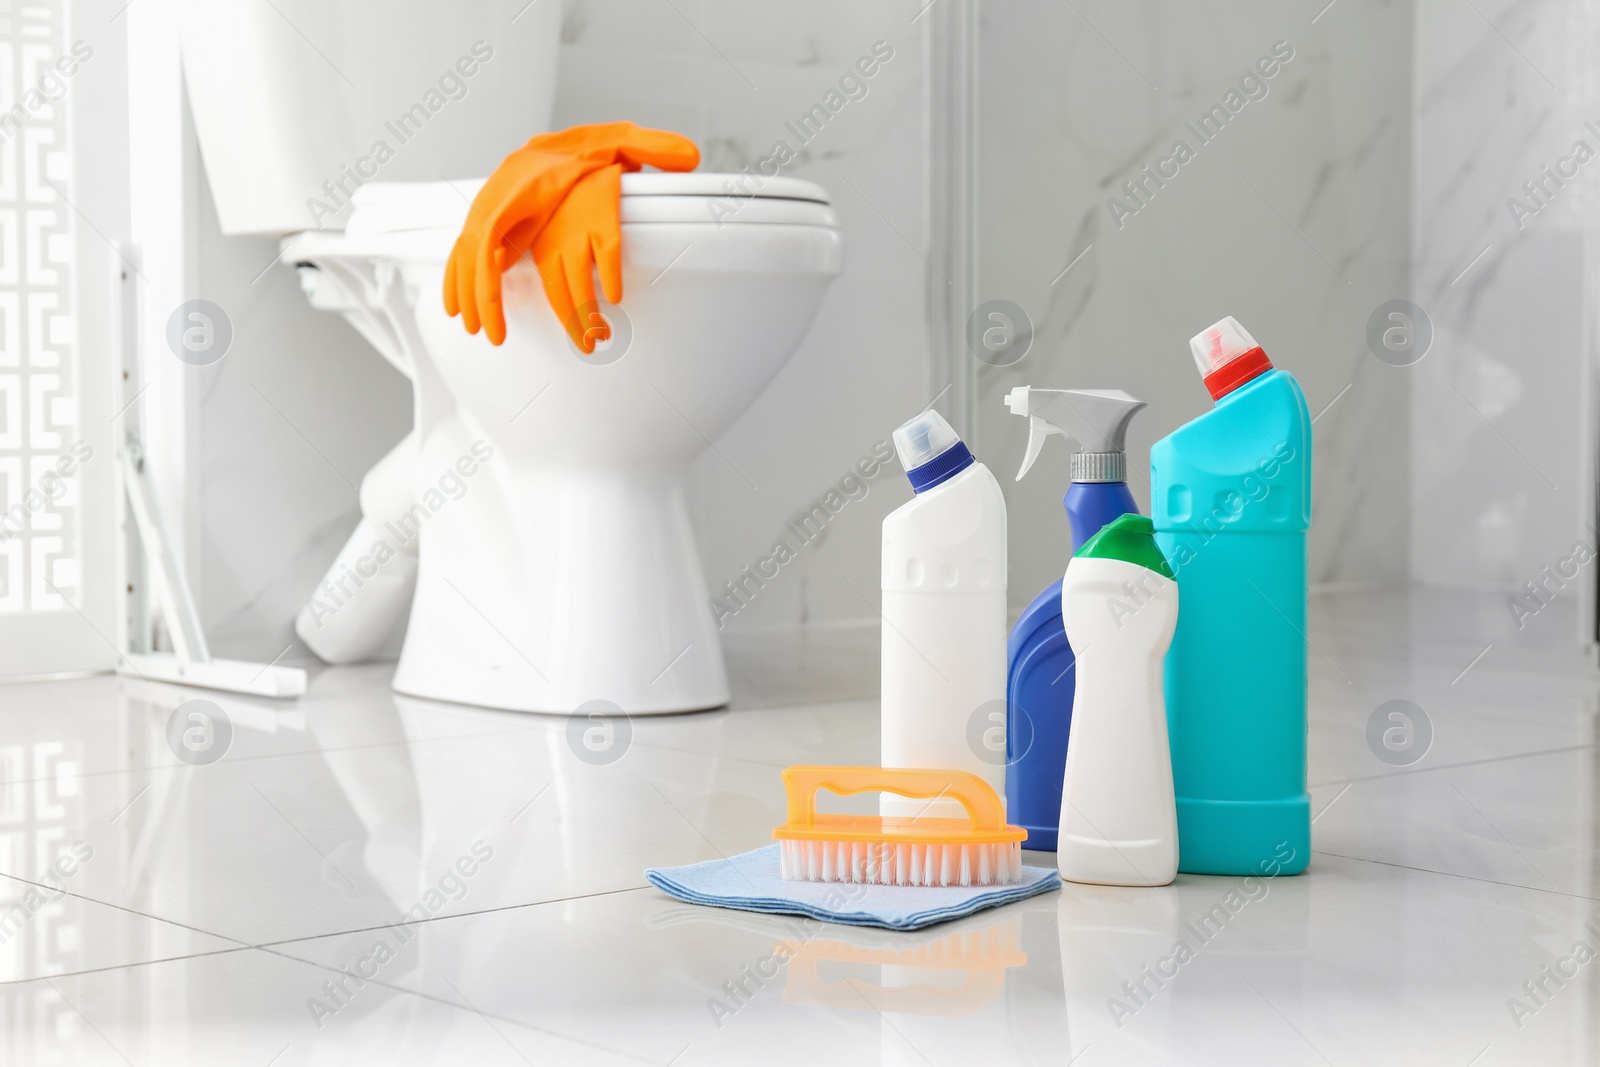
[
  {"left": 1018, "top": 418, "right": 1066, "bottom": 481},
  {"left": 1005, "top": 385, "right": 1146, "bottom": 483},
  {"left": 1004, "top": 387, "right": 1067, "bottom": 481}
]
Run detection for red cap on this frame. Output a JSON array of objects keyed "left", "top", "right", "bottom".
[
  {"left": 1191, "top": 317, "right": 1273, "bottom": 400},
  {"left": 1202, "top": 346, "right": 1272, "bottom": 399}
]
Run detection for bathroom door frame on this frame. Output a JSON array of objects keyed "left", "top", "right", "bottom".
[{"left": 0, "top": 0, "right": 129, "bottom": 678}]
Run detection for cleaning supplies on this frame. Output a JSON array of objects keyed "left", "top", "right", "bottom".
[
  {"left": 442, "top": 122, "right": 700, "bottom": 348},
  {"left": 1150, "top": 316, "right": 1311, "bottom": 876},
  {"left": 1056, "top": 514, "right": 1179, "bottom": 886},
  {"left": 1002, "top": 387, "right": 1146, "bottom": 851},
  {"left": 773, "top": 766, "right": 1028, "bottom": 886},
  {"left": 881, "top": 410, "right": 1007, "bottom": 821}
]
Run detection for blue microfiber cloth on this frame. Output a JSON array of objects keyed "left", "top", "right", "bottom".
[{"left": 645, "top": 844, "right": 1060, "bottom": 931}]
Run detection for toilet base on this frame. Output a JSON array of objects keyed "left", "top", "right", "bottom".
[
  {"left": 390, "top": 464, "right": 730, "bottom": 716},
  {"left": 389, "top": 670, "right": 729, "bottom": 716}
]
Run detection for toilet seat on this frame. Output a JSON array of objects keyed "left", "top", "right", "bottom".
[{"left": 342, "top": 172, "right": 837, "bottom": 236}]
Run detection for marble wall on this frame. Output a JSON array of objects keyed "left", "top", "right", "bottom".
[
  {"left": 974, "top": 0, "right": 1415, "bottom": 609},
  {"left": 1410, "top": 0, "right": 1589, "bottom": 628}
]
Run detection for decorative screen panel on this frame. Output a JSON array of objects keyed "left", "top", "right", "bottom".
[
  {"left": 0, "top": 1, "right": 80, "bottom": 614},
  {"left": 0, "top": 737, "right": 83, "bottom": 983}
]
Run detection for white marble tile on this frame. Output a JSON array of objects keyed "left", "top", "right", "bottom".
[
  {"left": 252, "top": 850, "right": 1600, "bottom": 1066},
  {"left": 0, "top": 667, "right": 551, "bottom": 782},
  {"left": 1303, "top": 591, "right": 1600, "bottom": 788},
  {"left": 274, "top": 884, "right": 1067, "bottom": 1066},
  {"left": 0, "top": 872, "right": 238, "bottom": 983},
  {"left": 2, "top": 947, "right": 638, "bottom": 1066},
  {"left": 0, "top": 708, "right": 802, "bottom": 945},
  {"left": 1314, "top": 744, "right": 1600, "bottom": 898},
  {"left": 721, "top": 621, "right": 879, "bottom": 710},
  {"left": 1053, "top": 852, "right": 1600, "bottom": 1065},
  {"left": 625, "top": 698, "right": 876, "bottom": 771},
  {"left": 16, "top": 578, "right": 1600, "bottom": 1061}
]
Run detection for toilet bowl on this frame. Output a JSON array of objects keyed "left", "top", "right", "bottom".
[
  {"left": 282, "top": 176, "right": 843, "bottom": 713},
  {"left": 179, "top": 1, "right": 845, "bottom": 714}
]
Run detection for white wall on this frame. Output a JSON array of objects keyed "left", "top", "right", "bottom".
[
  {"left": 975, "top": 0, "right": 1415, "bottom": 611},
  {"left": 194, "top": 170, "right": 413, "bottom": 659},
  {"left": 1410, "top": 0, "right": 1587, "bottom": 618}
]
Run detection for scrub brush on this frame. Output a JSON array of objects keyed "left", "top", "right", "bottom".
[{"left": 773, "top": 766, "right": 1027, "bottom": 887}]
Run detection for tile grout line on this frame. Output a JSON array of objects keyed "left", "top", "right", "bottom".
[
  {"left": 248, "top": 885, "right": 653, "bottom": 954},
  {"left": 0, "top": 720, "right": 560, "bottom": 792},
  {"left": 0, "top": 693, "right": 882, "bottom": 793},
  {"left": 1308, "top": 739, "right": 1599, "bottom": 790},
  {"left": 15, "top": 941, "right": 657, "bottom": 1067},
  {"left": 0, "top": 878, "right": 657, "bottom": 986},
  {"left": 259, "top": 943, "right": 662, "bottom": 1066},
  {"left": 0, "top": 870, "right": 259, "bottom": 962},
  {"left": 1311, "top": 849, "right": 1600, "bottom": 903},
  {"left": 1, "top": 945, "right": 261, "bottom": 988}
]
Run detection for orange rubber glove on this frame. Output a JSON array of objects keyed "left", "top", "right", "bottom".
[
  {"left": 528, "top": 164, "right": 623, "bottom": 354},
  {"left": 442, "top": 122, "right": 699, "bottom": 347}
]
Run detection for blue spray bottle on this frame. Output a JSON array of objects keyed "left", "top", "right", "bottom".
[
  {"left": 1003, "top": 387, "right": 1146, "bottom": 851},
  {"left": 1151, "top": 316, "right": 1311, "bottom": 876}
]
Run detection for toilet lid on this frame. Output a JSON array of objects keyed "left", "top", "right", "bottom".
[{"left": 345, "top": 172, "right": 833, "bottom": 235}]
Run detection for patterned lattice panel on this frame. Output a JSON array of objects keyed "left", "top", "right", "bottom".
[{"left": 0, "top": 1, "right": 79, "bottom": 613}]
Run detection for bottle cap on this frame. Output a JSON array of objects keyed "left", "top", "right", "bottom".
[
  {"left": 893, "top": 409, "right": 974, "bottom": 494},
  {"left": 1072, "top": 513, "right": 1175, "bottom": 578},
  {"left": 1191, "top": 316, "right": 1272, "bottom": 400}
]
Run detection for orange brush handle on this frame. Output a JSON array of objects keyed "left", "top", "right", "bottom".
[{"left": 781, "top": 766, "right": 1008, "bottom": 832}]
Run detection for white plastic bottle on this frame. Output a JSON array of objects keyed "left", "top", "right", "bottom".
[
  {"left": 1058, "top": 512, "right": 1179, "bottom": 885},
  {"left": 880, "top": 410, "right": 1007, "bottom": 821}
]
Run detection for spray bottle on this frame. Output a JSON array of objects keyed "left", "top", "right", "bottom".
[
  {"left": 1151, "top": 316, "right": 1311, "bottom": 876},
  {"left": 1003, "top": 387, "right": 1146, "bottom": 850},
  {"left": 880, "top": 409, "right": 1008, "bottom": 821}
]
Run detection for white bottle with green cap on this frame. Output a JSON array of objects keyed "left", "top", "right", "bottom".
[
  {"left": 880, "top": 409, "right": 1007, "bottom": 821},
  {"left": 1057, "top": 512, "right": 1179, "bottom": 885}
]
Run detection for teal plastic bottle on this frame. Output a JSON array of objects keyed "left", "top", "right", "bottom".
[{"left": 1149, "top": 317, "right": 1311, "bottom": 876}]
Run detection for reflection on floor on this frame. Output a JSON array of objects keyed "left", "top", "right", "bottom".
[{"left": 0, "top": 588, "right": 1596, "bottom": 1065}]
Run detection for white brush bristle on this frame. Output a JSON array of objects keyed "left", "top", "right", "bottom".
[{"left": 778, "top": 839, "right": 1023, "bottom": 886}]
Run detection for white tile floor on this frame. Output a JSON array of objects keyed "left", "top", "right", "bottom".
[{"left": 2, "top": 589, "right": 1599, "bottom": 1065}]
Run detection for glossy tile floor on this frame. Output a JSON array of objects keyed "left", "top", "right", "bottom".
[{"left": 3, "top": 589, "right": 1599, "bottom": 1065}]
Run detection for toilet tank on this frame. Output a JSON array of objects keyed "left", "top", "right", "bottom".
[{"left": 179, "top": 0, "right": 561, "bottom": 237}]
